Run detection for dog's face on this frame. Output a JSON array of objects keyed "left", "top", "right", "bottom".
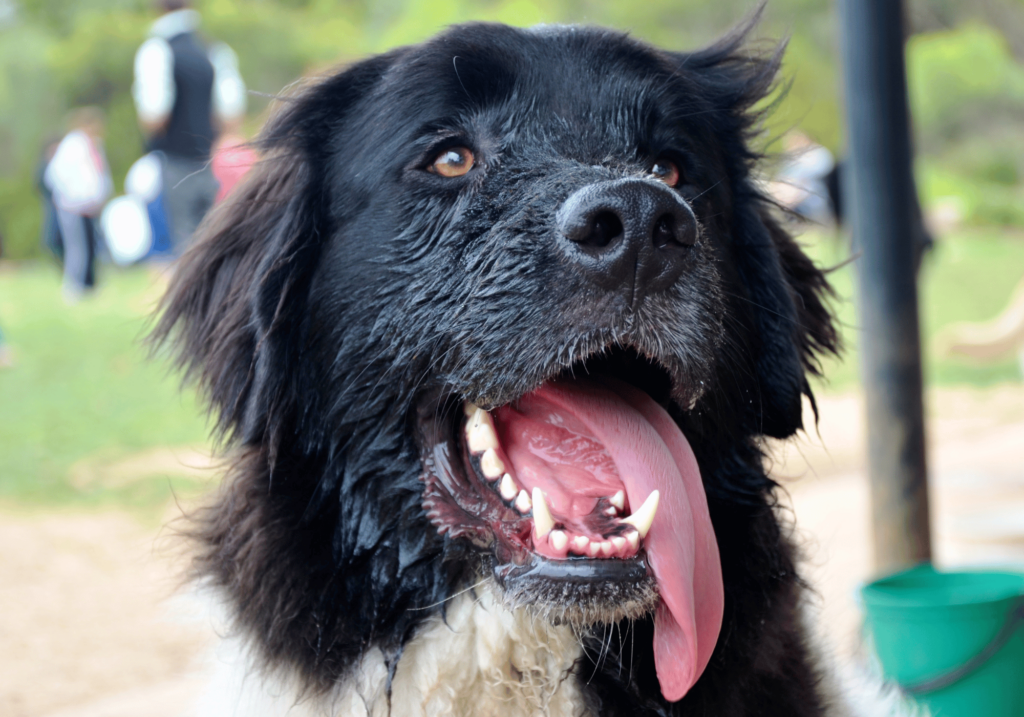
[{"left": 158, "top": 22, "right": 837, "bottom": 708}]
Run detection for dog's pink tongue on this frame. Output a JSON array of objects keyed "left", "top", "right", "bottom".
[{"left": 504, "top": 379, "right": 723, "bottom": 702}]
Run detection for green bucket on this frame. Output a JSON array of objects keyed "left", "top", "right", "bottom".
[{"left": 861, "top": 564, "right": 1024, "bottom": 717}]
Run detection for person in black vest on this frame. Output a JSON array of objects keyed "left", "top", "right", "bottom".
[{"left": 132, "top": 0, "right": 245, "bottom": 255}]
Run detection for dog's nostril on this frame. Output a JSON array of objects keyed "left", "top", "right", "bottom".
[
  {"left": 658, "top": 211, "right": 697, "bottom": 248},
  {"left": 652, "top": 214, "right": 675, "bottom": 248},
  {"left": 653, "top": 212, "right": 697, "bottom": 248},
  {"left": 574, "top": 211, "right": 623, "bottom": 248}
]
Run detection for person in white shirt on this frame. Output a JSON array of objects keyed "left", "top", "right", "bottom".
[
  {"left": 769, "top": 131, "right": 837, "bottom": 226},
  {"left": 44, "top": 107, "right": 112, "bottom": 301},
  {"left": 132, "top": 0, "right": 246, "bottom": 254}
]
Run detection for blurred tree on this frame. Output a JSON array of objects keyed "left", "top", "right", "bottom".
[{"left": 908, "top": 23, "right": 1024, "bottom": 145}]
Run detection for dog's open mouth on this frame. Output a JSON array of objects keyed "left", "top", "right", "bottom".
[
  {"left": 469, "top": 383, "right": 659, "bottom": 560},
  {"left": 418, "top": 347, "right": 724, "bottom": 701}
]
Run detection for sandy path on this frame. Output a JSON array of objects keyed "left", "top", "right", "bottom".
[
  {"left": 1, "top": 385, "right": 1022, "bottom": 715},
  {"left": 0, "top": 509, "right": 212, "bottom": 717}
]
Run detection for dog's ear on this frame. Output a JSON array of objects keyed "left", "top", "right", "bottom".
[
  {"left": 672, "top": 14, "right": 839, "bottom": 437},
  {"left": 731, "top": 199, "right": 839, "bottom": 438},
  {"left": 152, "top": 52, "right": 402, "bottom": 446}
]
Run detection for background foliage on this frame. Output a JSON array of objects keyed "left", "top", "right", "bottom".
[{"left": 3, "top": 0, "right": 1024, "bottom": 258}]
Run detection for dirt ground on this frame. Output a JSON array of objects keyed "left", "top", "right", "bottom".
[
  {"left": 3, "top": 385, "right": 1023, "bottom": 717},
  {"left": 0, "top": 508, "right": 212, "bottom": 717}
]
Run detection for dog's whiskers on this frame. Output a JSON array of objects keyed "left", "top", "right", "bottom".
[
  {"left": 615, "top": 620, "right": 625, "bottom": 679},
  {"left": 408, "top": 577, "right": 490, "bottom": 612},
  {"left": 628, "top": 618, "right": 635, "bottom": 686}
]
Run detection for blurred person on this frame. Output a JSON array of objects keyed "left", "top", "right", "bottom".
[
  {"left": 43, "top": 107, "right": 112, "bottom": 302},
  {"left": 777, "top": 131, "right": 934, "bottom": 270},
  {"left": 132, "top": 0, "right": 246, "bottom": 254},
  {"left": 769, "top": 130, "right": 836, "bottom": 225},
  {"left": 211, "top": 118, "right": 257, "bottom": 203},
  {"left": 125, "top": 153, "right": 175, "bottom": 261}
]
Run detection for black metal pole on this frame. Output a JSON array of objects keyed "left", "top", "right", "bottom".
[{"left": 837, "top": 0, "right": 932, "bottom": 573}]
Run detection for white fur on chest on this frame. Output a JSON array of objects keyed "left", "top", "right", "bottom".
[
  {"left": 341, "top": 584, "right": 591, "bottom": 717},
  {"left": 200, "top": 583, "right": 592, "bottom": 717}
]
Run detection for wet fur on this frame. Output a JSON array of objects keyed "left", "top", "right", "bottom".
[{"left": 156, "top": 16, "right": 843, "bottom": 717}]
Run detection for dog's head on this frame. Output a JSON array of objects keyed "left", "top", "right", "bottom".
[{"left": 157, "top": 21, "right": 836, "bottom": 704}]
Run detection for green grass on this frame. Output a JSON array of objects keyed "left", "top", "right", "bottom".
[
  {"left": 0, "top": 262, "right": 210, "bottom": 508},
  {"left": 1, "top": 228, "right": 1022, "bottom": 509},
  {"left": 803, "top": 227, "right": 1024, "bottom": 392}
]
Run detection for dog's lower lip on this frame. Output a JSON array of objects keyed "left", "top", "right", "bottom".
[
  {"left": 493, "top": 548, "right": 659, "bottom": 628},
  {"left": 493, "top": 550, "right": 651, "bottom": 586}
]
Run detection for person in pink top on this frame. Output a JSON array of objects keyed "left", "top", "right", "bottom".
[{"left": 211, "top": 119, "right": 257, "bottom": 203}]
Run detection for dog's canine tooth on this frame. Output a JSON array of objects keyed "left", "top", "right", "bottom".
[
  {"left": 514, "top": 489, "right": 532, "bottom": 513},
  {"left": 466, "top": 407, "right": 498, "bottom": 453},
  {"left": 625, "top": 530, "right": 640, "bottom": 550},
  {"left": 549, "top": 530, "right": 568, "bottom": 551},
  {"left": 480, "top": 448, "right": 504, "bottom": 478},
  {"left": 610, "top": 490, "right": 625, "bottom": 511},
  {"left": 611, "top": 536, "right": 626, "bottom": 551},
  {"left": 499, "top": 474, "right": 519, "bottom": 501},
  {"left": 620, "top": 490, "right": 659, "bottom": 539},
  {"left": 532, "top": 488, "right": 554, "bottom": 537},
  {"left": 572, "top": 535, "right": 590, "bottom": 552},
  {"left": 462, "top": 401, "right": 478, "bottom": 417},
  {"left": 468, "top": 405, "right": 490, "bottom": 425}
]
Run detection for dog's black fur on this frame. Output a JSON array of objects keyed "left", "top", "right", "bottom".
[{"left": 155, "top": 16, "right": 839, "bottom": 716}]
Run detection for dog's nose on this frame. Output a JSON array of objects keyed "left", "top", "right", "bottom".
[{"left": 556, "top": 178, "right": 697, "bottom": 303}]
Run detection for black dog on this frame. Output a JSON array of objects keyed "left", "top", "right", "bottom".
[{"left": 156, "top": 17, "right": 844, "bottom": 717}]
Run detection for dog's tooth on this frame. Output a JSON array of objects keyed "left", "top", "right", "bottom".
[
  {"left": 620, "top": 490, "right": 659, "bottom": 539},
  {"left": 603, "top": 505, "right": 617, "bottom": 516},
  {"left": 466, "top": 408, "right": 498, "bottom": 453},
  {"left": 610, "top": 490, "right": 626, "bottom": 511},
  {"left": 499, "top": 474, "right": 519, "bottom": 501},
  {"left": 599, "top": 541, "right": 614, "bottom": 557},
  {"left": 572, "top": 536, "right": 590, "bottom": 553},
  {"left": 463, "top": 401, "right": 479, "bottom": 417},
  {"left": 532, "top": 488, "right": 554, "bottom": 538},
  {"left": 467, "top": 424, "right": 498, "bottom": 453},
  {"left": 587, "top": 541, "right": 602, "bottom": 557},
  {"left": 611, "top": 536, "right": 626, "bottom": 551},
  {"left": 514, "top": 489, "right": 532, "bottom": 513},
  {"left": 549, "top": 530, "right": 568, "bottom": 551},
  {"left": 469, "top": 405, "right": 491, "bottom": 427},
  {"left": 625, "top": 530, "right": 640, "bottom": 550},
  {"left": 480, "top": 448, "right": 504, "bottom": 478}
]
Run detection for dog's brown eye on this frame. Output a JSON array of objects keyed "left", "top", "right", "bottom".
[
  {"left": 428, "top": 147, "right": 475, "bottom": 177},
  {"left": 651, "top": 158, "right": 680, "bottom": 187}
]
